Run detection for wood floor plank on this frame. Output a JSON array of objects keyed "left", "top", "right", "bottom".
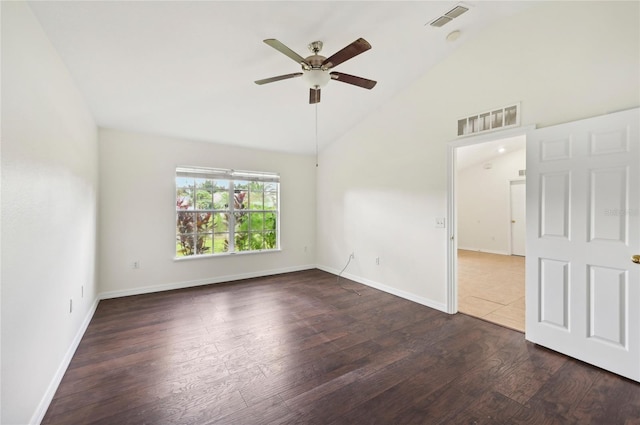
[{"left": 42, "top": 269, "right": 640, "bottom": 425}]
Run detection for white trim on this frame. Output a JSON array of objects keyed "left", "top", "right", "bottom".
[
  {"left": 317, "top": 265, "right": 448, "bottom": 313},
  {"left": 99, "top": 264, "right": 316, "bottom": 299},
  {"left": 508, "top": 179, "right": 526, "bottom": 256},
  {"left": 173, "top": 248, "right": 282, "bottom": 262},
  {"left": 457, "top": 247, "right": 510, "bottom": 256},
  {"left": 30, "top": 297, "right": 100, "bottom": 425},
  {"left": 446, "top": 143, "right": 457, "bottom": 314},
  {"left": 446, "top": 125, "right": 535, "bottom": 315},
  {"left": 457, "top": 245, "right": 477, "bottom": 251}
]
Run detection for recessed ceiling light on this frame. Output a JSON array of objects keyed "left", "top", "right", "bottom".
[
  {"left": 498, "top": 147, "right": 506, "bottom": 153},
  {"left": 446, "top": 30, "right": 461, "bottom": 42}
]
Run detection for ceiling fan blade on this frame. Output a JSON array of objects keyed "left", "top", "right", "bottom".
[
  {"left": 321, "top": 38, "right": 371, "bottom": 69},
  {"left": 263, "top": 39, "right": 310, "bottom": 69},
  {"left": 255, "top": 72, "right": 303, "bottom": 85},
  {"left": 309, "top": 88, "right": 321, "bottom": 104},
  {"left": 330, "top": 72, "right": 377, "bottom": 89}
]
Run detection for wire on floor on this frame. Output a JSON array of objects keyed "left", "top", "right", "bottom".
[{"left": 337, "top": 254, "right": 361, "bottom": 296}]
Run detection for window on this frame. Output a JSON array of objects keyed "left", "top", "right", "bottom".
[{"left": 175, "top": 167, "right": 279, "bottom": 257}]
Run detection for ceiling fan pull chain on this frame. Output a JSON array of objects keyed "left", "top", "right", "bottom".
[{"left": 315, "top": 103, "right": 319, "bottom": 168}]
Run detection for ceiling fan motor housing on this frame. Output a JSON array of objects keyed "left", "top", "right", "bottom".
[
  {"left": 302, "top": 53, "right": 330, "bottom": 88},
  {"left": 303, "top": 68, "right": 330, "bottom": 89}
]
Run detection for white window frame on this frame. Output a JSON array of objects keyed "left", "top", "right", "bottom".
[{"left": 175, "top": 166, "right": 280, "bottom": 258}]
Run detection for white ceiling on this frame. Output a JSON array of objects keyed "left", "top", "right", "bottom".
[
  {"left": 28, "top": 1, "right": 534, "bottom": 154},
  {"left": 456, "top": 135, "right": 526, "bottom": 171}
]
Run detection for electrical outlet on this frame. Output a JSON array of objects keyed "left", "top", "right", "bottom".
[
  {"left": 435, "top": 217, "right": 446, "bottom": 228},
  {"left": 133, "top": 260, "right": 140, "bottom": 269}
]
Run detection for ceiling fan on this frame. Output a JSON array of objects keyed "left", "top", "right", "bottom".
[{"left": 255, "top": 38, "right": 377, "bottom": 104}]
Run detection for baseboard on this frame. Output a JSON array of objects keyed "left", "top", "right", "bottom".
[
  {"left": 316, "top": 265, "right": 448, "bottom": 313},
  {"left": 30, "top": 296, "right": 100, "bottom": 425},
  {"left": 458, "top": 247, "right": 510, "bottom": 256},
  {"left": 99, "top": 264, "right": 317, "bottom": 300},
  {"left": 457, "top": 246, "right": 477, "bottom": 252}
]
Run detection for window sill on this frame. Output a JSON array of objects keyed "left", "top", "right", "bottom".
[{"left": 174, "top": 248, "right": 282, "bottom": 262}]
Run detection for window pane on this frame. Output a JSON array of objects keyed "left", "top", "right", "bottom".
[
  {"left": 249, "top": 182, "right": 264, "bottom": 210},
  {"left": 250, "top": 232, "right": 264, "bottom": 250},
  {"left": 195, "top": 233, "right": 212, "bottom": 255},
  {"left": 177, "top": 212, "right": 196, "bottom": 234},
  {"left": 235, "top": 180, "right": 249, "bottom": 190},
  {"left": 235, "top": 212, "right": 248, "bottom": 232},
  {"left": 176, "top": 233, "right": 195, "bottom": 256},
  {"left": 176, "top": 240, "right": 186, "bottom": 257},
  {"left": 235, "top": 232, "right": 249, "bottom": 251},
  {"left": 194, "top": 179, "right": 213, "bottom": 209},
  {"left": 215, "top": 180, "right": 230, "bottom": 190},
  {"left": 234, "top": 190, "right": 248, "bottom": 210},
  {"left": 264, "top": 231, "right": 276, "bottom": 249},
  {"left": 197, "top": 212, "right": 214, "bottom": 231},
  {"left": 249, "top": 212, "right": 264, "bottom": 232},
  {"left": 213, "top": 191, "right": 229, "bottom": 210},
  {"left": 177, "top": 188, "right": 193, "bottom": 210},
  {"left": 265, "top": 212, "right": 277, "bottom": 231},
  {"left": 213, "top": 212, "right": 228, "bottom": 232},
  {"left": 264, "top": 191, "right": 277, "bottom": 210},
  {"left": 213, "top": 233, "right": 229, "bottom": 253},
  {"left": 176, "top": 176, "right": 195, "bottom": 188}
]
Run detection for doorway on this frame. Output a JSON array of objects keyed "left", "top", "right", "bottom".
[{"left": 447, "top": 128, "right": 531, "bottom": 332}]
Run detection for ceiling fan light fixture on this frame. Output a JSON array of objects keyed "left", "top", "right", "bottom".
[{"left": 303, "top": 69, "right": 330, "bottom": 89}]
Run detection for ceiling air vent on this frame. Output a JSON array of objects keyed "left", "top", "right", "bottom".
[
  {"left": 430, "top": 16, "right": 452, "bottom": 28},
  {"left": 445, "top": 5, "right": 469, "bottom": 19},
  {"left": 429, "top": 4, "right": 469, "bottom": 27}
]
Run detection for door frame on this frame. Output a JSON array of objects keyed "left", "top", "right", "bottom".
[
  {"left": 508, "top": 179, "right": 526, "bottom": 256},
  {"left": 446, "top": 125, "right": 536, "bottom": 314}
]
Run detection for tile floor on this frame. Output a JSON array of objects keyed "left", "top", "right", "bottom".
[{"left": 457, "top": 249, "right": 525, "bottom": 332}]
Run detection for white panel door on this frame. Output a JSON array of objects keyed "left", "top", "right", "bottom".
[
  {"left": 510, "top": 180, "right": 526, "bottom": 256},
  {"left": 526, "top": 108, "right": 640, "bottom": 381}
]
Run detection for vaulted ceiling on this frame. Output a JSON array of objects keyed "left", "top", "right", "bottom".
[{"left": 28, "top": 1, "right": 534, "bottom": 154}]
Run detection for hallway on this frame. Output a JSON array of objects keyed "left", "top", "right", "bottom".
[{"left": 458, "top": 250, "right": 525, "bottom": 332}]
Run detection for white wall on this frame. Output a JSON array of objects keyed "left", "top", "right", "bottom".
[
  {"left": 316, "top": 1, "right": 639, "bottom": 310},
  {"left": 457, "top": 148, "right": 525, "bottom": 254},
  {"left": 1, "top": 2, "right": 99, "bottom": 424},
  {"left": 98, "top": 128, "right": 316, "bottom": 296}
]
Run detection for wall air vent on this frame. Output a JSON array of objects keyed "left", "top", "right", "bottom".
[
  {"left": 429, "top": 4, "right": 469, "bottom": 27},
  {"left": 457, "top": 103, "right": 520, "bottom": 137}
]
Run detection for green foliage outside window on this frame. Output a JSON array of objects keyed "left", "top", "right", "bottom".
[{"left": 176, "top": 171, "right": 278, "bottom": 257}]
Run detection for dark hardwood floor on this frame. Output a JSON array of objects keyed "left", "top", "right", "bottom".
[{"left": 43, "top": 269, "right": 640, "bottom": 424}]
